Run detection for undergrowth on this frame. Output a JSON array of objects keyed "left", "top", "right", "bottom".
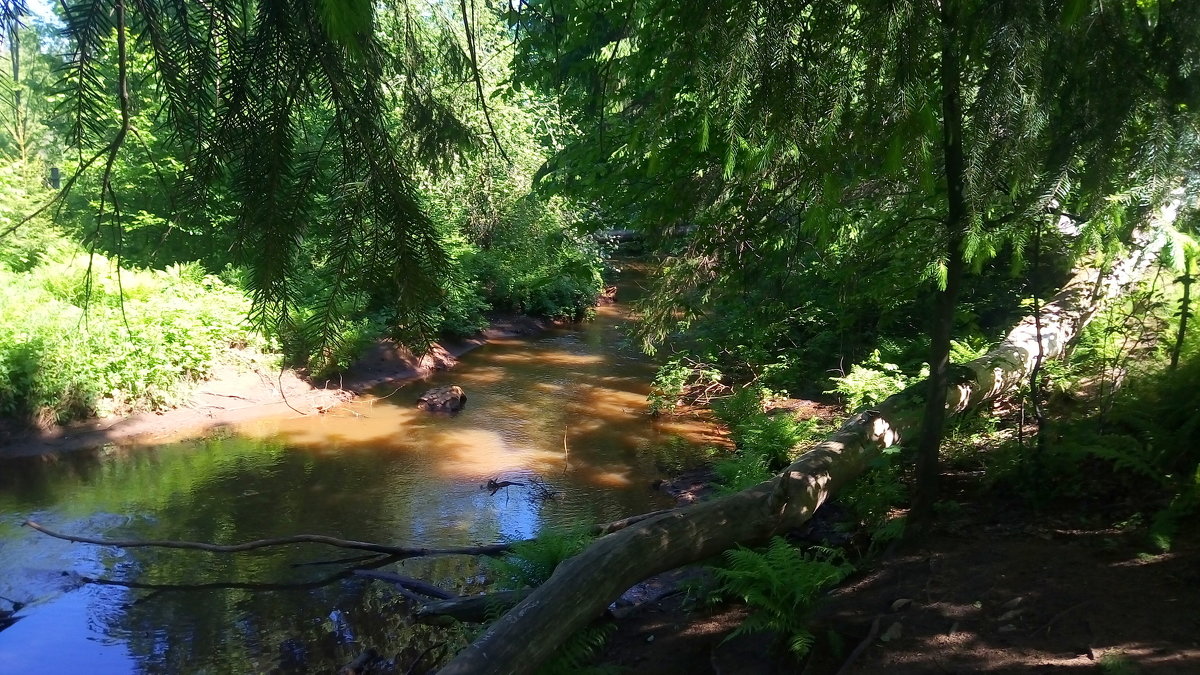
[
  {"left": 955, "top": 292, "right": 1200, "bottom": 552},
  {"left": 710, "top": 386, "right": 831, "bottom": 492},
  {"left": 711, "top": 537, "right": 854, "bottom": 658},
  {"left": 0, "top": 225, "right": 270, "bottom": 425}
]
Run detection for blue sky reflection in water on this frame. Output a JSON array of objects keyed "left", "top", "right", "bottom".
[{"left": 0, "top": 292, "right": 721, "bottom": 672}]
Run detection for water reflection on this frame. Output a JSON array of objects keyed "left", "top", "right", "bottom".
[{"left": 0, "top": 275, "right": 722, "bottom": 672}]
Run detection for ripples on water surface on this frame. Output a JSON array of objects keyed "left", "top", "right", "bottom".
[{"left": 0, "top": 286, "right": 721, "bottom": 673}]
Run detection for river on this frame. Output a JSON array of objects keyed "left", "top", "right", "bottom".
[{"left": 0, "top": 272, "right": 720, "bottom": 673}]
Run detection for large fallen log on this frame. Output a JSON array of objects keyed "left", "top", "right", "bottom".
[{"left": 439, "top": 195, "right": 1182, "bottom": 674}]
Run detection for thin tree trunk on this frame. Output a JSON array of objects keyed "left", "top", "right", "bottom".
[
  {"left": 6, "top": 23, "right": 26, "bottom": 161},
  {"left": 914, "top": 0, "right": 969, "bottom": 520},
  {"left": 1170, "top": 255, "right": 1193, "bottom": 370},
  {"left": 439, "top": 196, "right": 1181, "bottom": 675}
]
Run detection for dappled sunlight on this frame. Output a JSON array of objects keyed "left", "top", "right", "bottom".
[
  {"left": 581, "top": 467, "right": 635, "bottom": 488},
  {"left": 486, "top": 350, "right": 605, "bottom": 367},
  {"left": 450, "top": 365, "right": 508, "bottom": 386}
]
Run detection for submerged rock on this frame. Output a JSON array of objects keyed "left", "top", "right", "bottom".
[{"left": 417, "top": 385, "right": 467, "bottom": 413}]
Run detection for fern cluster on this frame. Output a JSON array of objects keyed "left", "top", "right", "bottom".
[
  {"left": 484, "top": 528, "right": 617, "bottom": 674},
  {"left": 714, "top": 537, "right": 854, "bottom": 657},
  {"left": 486, "top": 528, "right": 594, "bottom": 591},
  {"left": 712, "top": 386, "right": 831, "bottom": 492}
]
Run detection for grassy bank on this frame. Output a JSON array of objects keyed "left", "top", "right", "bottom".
[{"left": 0, "top": 223, "right": 271, "bottom": 426}]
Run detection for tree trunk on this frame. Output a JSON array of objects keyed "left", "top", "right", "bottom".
[
  {"left": 439, "top": 196, "right": 1181, "bottom": 675},
  {"left": 914, "top": 0, "right": 969, "bottom": 521}
]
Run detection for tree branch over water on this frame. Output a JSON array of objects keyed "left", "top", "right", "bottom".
[
  {"left": 23, "top": 509, "right": 674, "bottom": 559},
  {"left": 23, "top": 520, "right": 511, "bottom": 558}
]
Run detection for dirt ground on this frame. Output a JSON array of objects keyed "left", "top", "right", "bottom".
[
  {"left": 597, "top": 493, "right": 1200, "bottom": 675},
  {"left": 0, "top": 316, "right": 547, "bottom": 458}
]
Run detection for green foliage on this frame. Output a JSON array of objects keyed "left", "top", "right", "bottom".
[
  {"left": 711, "top": 386, "right": 831, "bottom": 492},
  {"left": 486, "top": 529, "right": 616, "bottom": 675},
  {"left": 713, "top": 538, "right": 854, "bottom": 658},
  {"left": 533, "top": 623, "right": 619, "bottom": 675},
  {"left": 487, "top": 528, "right": 594, "bottom": 591},
  {"left": 827, "top": 350, "right": 927, "bottom": 412},
  {"left": 837, "top": 449, "right": 909, "bottom": 549},
  {"left": 1098, "top": 651, "right": 1139, "bottom": 675},
  {"left": 0, "top": 222, "right": 267, "bottom": 423},
  {"left": 647, "top": 354, "right": 724, "bottom": 414}
]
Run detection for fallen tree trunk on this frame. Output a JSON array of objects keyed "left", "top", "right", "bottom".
[{"left": 439, "top": 195, "right": 1181, "bottom": 675}]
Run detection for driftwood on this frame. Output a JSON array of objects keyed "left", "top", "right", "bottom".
[
  {"left": 439, "top": 198, "right": 1180, "bottom": 674},
  {"left": 352, "top": 570, "right": 456, "bottom": 599},
  {"left": 23, "top": 520, "right": 511, "bottom": 558},
  {"left": 24, "top": 508, "right": 675, "bottom": 562},
  {"left": 416, "top": 589, "right": 533, "bottom": 625},
  {"left": 339, "top": 648, "right": 381, "bottom": 675}
]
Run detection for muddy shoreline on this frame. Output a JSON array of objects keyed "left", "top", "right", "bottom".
[{"left": 0, "top": 315, "right": 550, "bottom": 459}]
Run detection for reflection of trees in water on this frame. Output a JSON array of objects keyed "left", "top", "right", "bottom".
[
  {"left": 2, "top": 438, "right": 486, "bottom": 672},
  {"left": 111, "top": 571, "right": 466, "bottom": 672},
  {"left": 88, "top": 442, "right": 493, "bottom": 672}
]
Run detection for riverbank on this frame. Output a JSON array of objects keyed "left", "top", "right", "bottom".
[
  {"left": 589, "top": 398, "right": 1200, "bottom": 674},
  {"left": 0, "top": 315, "right": 550, "bottom": 458}
]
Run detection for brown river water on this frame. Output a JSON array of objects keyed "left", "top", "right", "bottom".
[{"left": 0, "top": 272, "right": 721, "bottom": 673}]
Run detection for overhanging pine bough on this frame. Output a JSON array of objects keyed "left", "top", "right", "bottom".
[{"left": 439, "top": 194, "right": 1183, "bottom": 674}]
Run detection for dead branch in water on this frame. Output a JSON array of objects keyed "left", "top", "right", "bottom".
[
  {"left": 416, "top": 589, "right": 532, "bottom": 624},
  {"left": 351, "top": 570, "right": 457, "bottom": 599},
  {"left": 23, "top": 510, "right": 677, "bottom": 560},
  {"left": 23, "top": 520, "right": 511, "bottom": 558}
]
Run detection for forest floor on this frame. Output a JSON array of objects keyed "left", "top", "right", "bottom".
[
  {"left": 0, "top": 315, "right": 548, "bottom": 458},
  {"left": 597, "top": 396, "right": 1200, "bottom": 675},
  {"left": 599, "top": 467, "right": 1200, "bottom": 675}
]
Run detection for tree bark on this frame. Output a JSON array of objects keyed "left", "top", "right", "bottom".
[
  {"left": 438, "top": 195, "right": 1181, "bottom": 675},
  {"left": 914, "top": 0, "right": 969, "bottom": 521}
]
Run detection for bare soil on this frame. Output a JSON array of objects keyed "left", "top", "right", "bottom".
[{"left": 0, "top": 316, "right": 548, "bottom": 458}]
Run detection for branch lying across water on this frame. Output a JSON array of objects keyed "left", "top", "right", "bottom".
[
  {"left": 22, "top": 509, "right": 676, "bottom": 559},
  {"left": 23, "top": 520, "right": 511, "bottom": 558},
  {"left": 351, "top": 570, "right": 457, "bottom": 600}
]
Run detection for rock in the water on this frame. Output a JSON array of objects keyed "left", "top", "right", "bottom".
[{"left": 417, "top": 385, "right": 467, "bottom": 413}]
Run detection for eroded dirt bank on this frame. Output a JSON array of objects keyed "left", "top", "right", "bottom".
[{"left": 0, "top": 316, "right": 548, "bottom": 458}]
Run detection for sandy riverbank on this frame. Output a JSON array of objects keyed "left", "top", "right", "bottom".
[{"left": 0, "top": 316, "right": 549, "bottom": 458}]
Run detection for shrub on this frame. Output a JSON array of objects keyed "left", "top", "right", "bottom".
[
  {"left": 0, "top": 228, "right": 268, "bottom": 424},
  {"left": 711, "top": 386, "right": 831, "bottom": 492},
  {"left": 827, "top": 349, "right": 927, "bottom": 411}
]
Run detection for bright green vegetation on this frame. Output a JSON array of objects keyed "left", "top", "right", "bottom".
[
  {"left": 709, "top": 386, "right": 832, "bottom": 492},
  {"left": 487, "top": 530, "right": 616, "bottom": 675},
  {"left": 0, "top": 173, "right": 267, "bottom": 424},
  {"left": 0, "top": 3, "right": 605, "bottom": 422}
]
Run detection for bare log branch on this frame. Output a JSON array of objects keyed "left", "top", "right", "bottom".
[
  {"left": 351, "top": 570, "right": 457, "bottom": 599},
  {"left": 23, "top": 520, "right": 510, "bottom": 558},
  {"left": 23, "top": 508, "right": 673, "bottom": 562},
  {"left": 416, "top": 589, "right": 533, "bottom": 625}
]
